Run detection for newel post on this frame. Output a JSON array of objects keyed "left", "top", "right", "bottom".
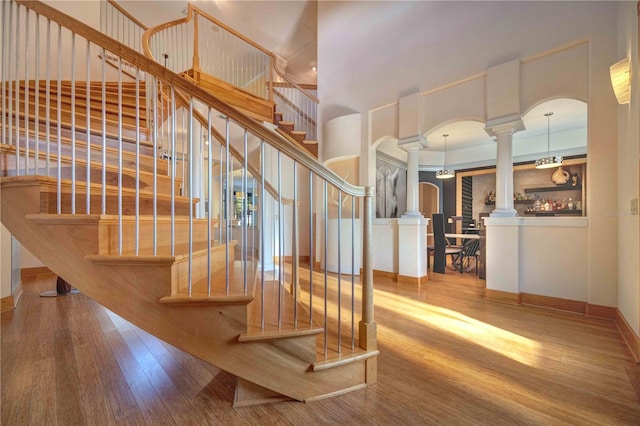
[
  {"left": 192, "top": 9, "right": 200, "bottom": 71},
  {"left": 268, "top": 56, "right": 275, "bottom": 102},
  {"left": 359, "top": 186, "right": 377, "bottom": 385},
  {"left": 359, "top": 186, "right": 377, "bottom": 351}
]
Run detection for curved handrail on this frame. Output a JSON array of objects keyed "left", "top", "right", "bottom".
[
  {"left": 189, "top": 4, "right": 274, "bottom": 58},
  {"left": 19, "top": 0, "right": 363, "bottom": 197},
  {"left": 106, "top": 0, "right": 148, "bottom": 31},
  {"left": 141, "top": 6, "right": 194, "bottom": 64}
]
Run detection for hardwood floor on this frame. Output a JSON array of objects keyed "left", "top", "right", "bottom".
[{"left": 2, "top": 270, "right": 639, "bottom": 425}]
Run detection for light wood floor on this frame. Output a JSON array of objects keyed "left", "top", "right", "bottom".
[{"left": 2, "top": 270, "right": 640, "bottom": 425}]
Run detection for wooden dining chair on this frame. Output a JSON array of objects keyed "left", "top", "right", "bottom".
[{"left": 432, "top": 213, "right": 463, "bottom": 274}]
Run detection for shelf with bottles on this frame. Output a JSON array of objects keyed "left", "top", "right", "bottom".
[
  {"left": 484, "top": 190, "right": 535, "bottom": 206},
  {"left": 523, "top": 194, "right": 582, "bottom": 215},
  {"left": 524, "top": 209, "right": 582, "bottom": 216},
  {"left": 484, "top": 199, "right": 534, "bottom": 206}
]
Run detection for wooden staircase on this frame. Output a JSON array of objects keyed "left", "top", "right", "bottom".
[
  {"left": 274, "top": 111, "right": 318, "bottom": 158},
  {"left": 1, "top": 79, "right": 373, "bottom": 404},
  {"left": 177, "top": 69, "right": 319, "bottom": 159}
]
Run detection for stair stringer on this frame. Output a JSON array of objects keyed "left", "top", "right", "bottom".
[{"left": 0, "top": 177, "right": 369, "bottom": 402}]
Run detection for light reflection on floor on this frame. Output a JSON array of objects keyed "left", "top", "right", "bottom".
[{"left": 373, "top": 287, "right": 542, "bottom": 367}]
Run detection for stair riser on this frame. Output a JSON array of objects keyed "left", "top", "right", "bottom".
[
  {"left": 6, "top": 89, "right": 148, "bottom": 119},
  {"left": 13, "top": 81, "right": 147, "bottom": 99},
  {"left": 2, "top": 123, "right": 163, "bottom": 172},
  {"left": 98, "top": 220, "right": 221, "bottom": 255},
  {"left": 171, "top": 244, "right": 237, "bottom": 294},
  {"left": 39, "top": 190, "right": 193, "bottom": 216},
  {"left": 1, "top": 151, "right": 179, "bottom": 196},
  {"left": 7, "top": 96, "right": 148, "bottom": 128},
  {"left": 5, "top": 105, "right": 148, "bottom": 140}
]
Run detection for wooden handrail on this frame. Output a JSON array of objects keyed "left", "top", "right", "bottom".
[
  {"left": 169, "top": 87, "right": 292, "bottom": 205},
  {"left": 272, "top": 66, "right": 319, "bottom": 104},
  {"left": 189, "top": 4, "right": 275, "bottom": 59},
  {"left": 273, "top": 90, "right": 317, "bottom": 129},
  {"left": 106, "top": 0, "right": 148, "bottom": 30},
  {"left": 141, "top": 6, "right": 195, "bottom": 64}
]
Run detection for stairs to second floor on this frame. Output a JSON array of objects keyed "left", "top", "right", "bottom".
[
  {"left": 1, "top": 0, "right": 377, "bottom": 406},
  {"left": 135, "top": 1, "right": 318, "bottom": 158}
]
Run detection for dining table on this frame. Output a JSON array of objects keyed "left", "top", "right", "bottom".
[{"left": 426, "top": 233, "right": 481, "bottom": 273}]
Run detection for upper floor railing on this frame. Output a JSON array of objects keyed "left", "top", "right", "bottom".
[
  {"left": 101, "top": 0, "right": 148, "bottom": 53},
  {"left": 138, "top": 3, "right": 317, "bottom": 139}
]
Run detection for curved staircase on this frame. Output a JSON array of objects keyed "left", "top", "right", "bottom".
[{"left": 1, "top": 0, "right": 377, "bottom": 405}]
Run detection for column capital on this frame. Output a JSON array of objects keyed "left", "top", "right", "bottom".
[
  {"left": 397, "top": 135, "right": 427, "bottom": 152},
  {"left": 484, "top": 114, "right": 525, "bottom": 137}
]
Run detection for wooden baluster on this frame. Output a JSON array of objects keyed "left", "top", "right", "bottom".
[{"left": 192, "top": 10, "right": 199, "bottom": 71}]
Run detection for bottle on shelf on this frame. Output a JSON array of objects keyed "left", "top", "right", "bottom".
[
  {"left": 543, "top": 198, "right": 550, "bottom": 211},
  {"left": 568, "top": 197, "right": 574, "bottom": 210}
]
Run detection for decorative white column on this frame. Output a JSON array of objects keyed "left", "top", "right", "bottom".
[
  {"left": 484, "top": 116, "right": 524, "bottom": 299},
  {"left": 398, "top": 136, "right": 426, "bottom": 218},
  {"left": 484, "top": 116, "right": 525, "bottom": 217},
  {"left": 396, "top": 135, "right": 429, "bottom": 284}
]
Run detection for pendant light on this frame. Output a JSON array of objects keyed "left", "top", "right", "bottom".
[
  {"left": 535, "top": 112, "right": 563, "bottom": 169},
  {"left": 436, "top": 133, "right": 455, "bottom": 179}
]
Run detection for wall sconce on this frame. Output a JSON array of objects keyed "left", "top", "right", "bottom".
[{"left": 610, "top": 58, "right": 631, "bottom": 105}]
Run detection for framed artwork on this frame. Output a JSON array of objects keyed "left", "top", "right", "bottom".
[{"left": 375, "top": 157, "right": 407, "bottom": 218}]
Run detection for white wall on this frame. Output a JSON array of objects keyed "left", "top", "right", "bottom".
[
  {"left": 519, "top": 219, "right": 588, "bottom": 301},
  {"left": 616, "top": 1, "right": 640, "bottom": 335},
  {"left": 0, "top": 225, "right": 12, "bottom": 298},
  {"left": 318, "top": 0, "right": 620, "bottom": 308}
]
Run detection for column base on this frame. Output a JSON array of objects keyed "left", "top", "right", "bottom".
[
  {"left": 484, "top": 288, "right": 521, "bottom": 304},
  {"left": 490, "top": 208, "right": 518, "bottom": 217},
  {"left": 397, "top": 274, "right": 428, "bottom": 285},
  {"left": 401, "top": 211, "right": 424, "bottom": 219}
]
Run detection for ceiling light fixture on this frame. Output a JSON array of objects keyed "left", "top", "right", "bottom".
[
  {"left": 610, "top": 58, "right": 631, "bottom": 104},
  {"left": 535, "top": 112, "right": 563, "bottom": 169},
  {"left": 436, "top": 133, "right": 455, "bottom": 179}
]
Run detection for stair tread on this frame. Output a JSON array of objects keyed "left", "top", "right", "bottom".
[
  {"left": 4, "top": 174, "right": 190, "bottom": 201},
  {"left": 159, "top": 262, "right": 256, "bottom": 305},
  {"left": 27, "top": 213, "right": 219, "bottom": 224},
  {"left": 0, "top": 123, "right": 160, "bottom": 162},
  {"left": 312, "top": 348, "right": 379, "bottom": 371},
  {"left": 1, "top": 142, "right": 180, "bottom": 184},
  {"left": 4, "top": 108, "right": 151, "bottom": 143},
  {"left": 86, "top": 239, "right": 235, "bottom": 260},
  {"left": 239, "top": 326, "right": 324, "bottom": 343},
  {"left": 159, "top": 293, "right": 253, "bottom": 305}
]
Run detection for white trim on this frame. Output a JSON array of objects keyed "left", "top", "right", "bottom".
[{"left": 485, "top": 216, "right": 587, "bottom": 227}]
